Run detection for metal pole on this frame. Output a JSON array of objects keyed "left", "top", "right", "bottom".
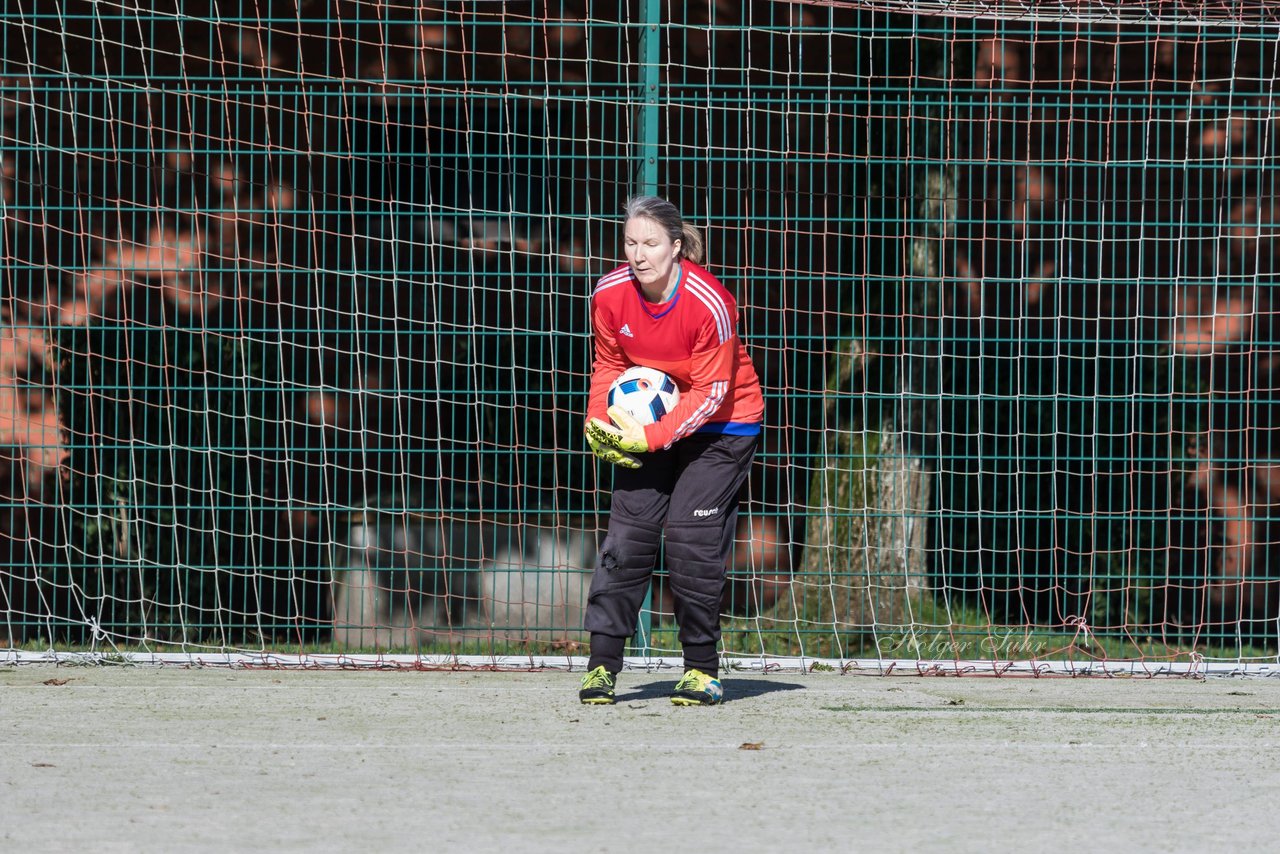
[
  {"left": 631, "top": 0, "right": 662, "bottom": 658},
  {"left": 638, "top": 0, "right": 661, "bottom": 195}
]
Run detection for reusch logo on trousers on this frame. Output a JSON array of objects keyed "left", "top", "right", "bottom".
[{"left": 693, "top": 507, "right": 719, "bottom": 517}]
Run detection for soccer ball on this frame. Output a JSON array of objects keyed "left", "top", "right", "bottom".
[{"left": 607, "top": 366, "right": 680, "bottom": 426}]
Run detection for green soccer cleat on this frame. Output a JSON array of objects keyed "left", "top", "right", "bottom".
[
  {"left": 670, "top": 668, "right": 724, "bottom": 706},
  {"left": 579, "top": 665, "right": 617, "bottom": 705}
]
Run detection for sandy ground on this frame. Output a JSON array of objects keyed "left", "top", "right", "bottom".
[{"left": 4, "top": 665, "right": 1280, "bottom": 853}]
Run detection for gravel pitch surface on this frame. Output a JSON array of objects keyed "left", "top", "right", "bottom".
[{"left": 4, "top": 665, "right": 1280, "bottom": 853}]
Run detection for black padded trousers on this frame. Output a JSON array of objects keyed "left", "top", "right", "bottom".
[{"left": 584, "top": 431, "right": 760, "bottom": 675}]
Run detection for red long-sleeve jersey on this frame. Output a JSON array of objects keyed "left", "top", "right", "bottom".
[{"left": 587, "top": 261, "right": 764, "bottom": 450}]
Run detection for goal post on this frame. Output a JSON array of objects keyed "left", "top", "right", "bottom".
[{"left": 2, "top": 1, "right": 1279, "bottom": 671}]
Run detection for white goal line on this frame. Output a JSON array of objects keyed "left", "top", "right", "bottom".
[{"left": 6, "top": 650, "right": 1280, "bottom": 678}]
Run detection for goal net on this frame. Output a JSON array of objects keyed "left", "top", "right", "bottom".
[{"left": 2, "top": 0, "right": 1278, "bottom": 672}]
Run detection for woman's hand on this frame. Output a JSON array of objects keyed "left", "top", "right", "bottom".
[
  {"left": 586, "top": 406, "right": 650, "bottom": 467},
  {"left": 586, "top": 430, "right": 642, "bottom": 469}
]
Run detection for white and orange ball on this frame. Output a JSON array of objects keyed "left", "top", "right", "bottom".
[{"left": 607, "top": 366, "right": 680, "bottom": 426}]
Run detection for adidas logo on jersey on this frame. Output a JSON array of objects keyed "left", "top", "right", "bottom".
[{"left": 619, "top": 323, "right": 634, "bottom": 337}]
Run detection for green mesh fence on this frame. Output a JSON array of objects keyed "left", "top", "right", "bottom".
[{"left": 2, "top": 1, "right": 1279, "bottom": 668}]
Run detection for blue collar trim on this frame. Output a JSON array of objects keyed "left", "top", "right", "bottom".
[{"left": 639, "top": 263, "right": 681, "bottom": 319}]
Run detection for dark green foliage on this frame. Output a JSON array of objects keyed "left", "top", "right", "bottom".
[
  {"left": 932, "top": 292, "right": 1193, "bottom": 632},
  {"left": 53, "top": 285, "right": 316, "bottom": 645}
]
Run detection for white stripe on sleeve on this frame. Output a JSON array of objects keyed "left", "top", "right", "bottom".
[
  {"left": 684, "top": 273, "right": 733, "bottom": 343},
  {"left": 669, "top": 379, "right": 728, "bottom": 444}
]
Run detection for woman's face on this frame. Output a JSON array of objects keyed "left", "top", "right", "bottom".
[{"left": 624, "top": 215, "right": 681, "bottom": 293}]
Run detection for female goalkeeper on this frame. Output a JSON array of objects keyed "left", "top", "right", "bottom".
[{"left": 579, "top": 195, "right": 765, "bottom": 706}]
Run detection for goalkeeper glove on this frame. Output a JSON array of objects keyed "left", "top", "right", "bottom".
[
  {"left": 587, "top": 406, "right": 651, "bottom": 455},
  {"left": 586, "top": 431, "right": 642, "bottom": 469}
]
